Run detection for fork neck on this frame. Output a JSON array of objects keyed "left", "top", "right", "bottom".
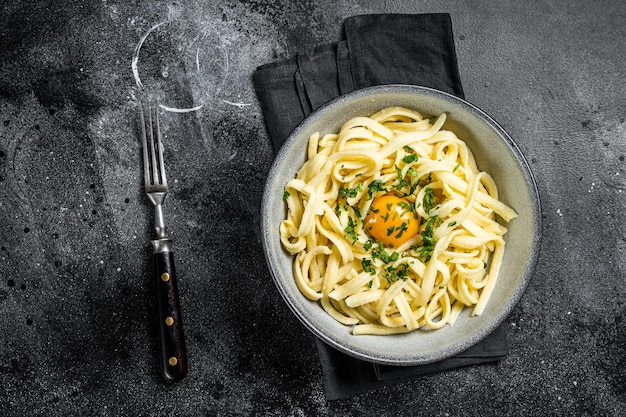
[
  {"left": 154, "top": 203, "right": 167, "bottom": 239},
  {"left": 147, "top": 192, "right": 168, "bottom": 239}
]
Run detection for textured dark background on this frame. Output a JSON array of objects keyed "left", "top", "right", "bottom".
[{"left": 1, "top": 0, "right": 625, "bottom": 416}]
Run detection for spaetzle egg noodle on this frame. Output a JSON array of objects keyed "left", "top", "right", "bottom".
[{"left": 280, "top": 107, "right": 517, "bottom": 335}]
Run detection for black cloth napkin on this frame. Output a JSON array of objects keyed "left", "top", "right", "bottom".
[{"left": 253, "top": 13, "right": 508, "bottom": 400}]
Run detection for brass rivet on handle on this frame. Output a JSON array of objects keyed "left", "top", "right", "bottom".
[
  {"left": 161, "top": 272, "right": 170, "bottom": 282},
  {"left": 165, "top": 316, "right": 174, "bottom": 326},
  {"left": 168, "top": 357, "right": 178, "bottom": 366}
]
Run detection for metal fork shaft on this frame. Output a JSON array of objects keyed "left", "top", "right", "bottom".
[{"left": 147, "top": 191, "right": 167, "bottom": 239}]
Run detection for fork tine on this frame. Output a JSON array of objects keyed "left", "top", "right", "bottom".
[
  {"left": 139, "top": 102, "right": 152, "bottom": 187},
  {"left": 140, "top": 100, "right": 168, "bottom": 189},
  {"left": 147, "top": 104, "right": 160, "bottom": 186},
  {"left": 153, "top": 102, "right": 167, "bottom": 187}
]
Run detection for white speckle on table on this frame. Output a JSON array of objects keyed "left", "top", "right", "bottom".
[{"left": 588, "top": 182, "right": 595, "bottom": 192}]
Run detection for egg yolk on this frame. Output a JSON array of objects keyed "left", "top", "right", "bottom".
[{"left": 364, "top": 194, "right": 420, "bottom": 248}]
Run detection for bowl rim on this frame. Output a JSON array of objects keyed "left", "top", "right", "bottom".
[{"left": 261, "top": 84, "right": 542, "bottom": 365}]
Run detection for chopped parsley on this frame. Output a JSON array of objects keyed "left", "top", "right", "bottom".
[
  {"left": 384, "top": 263, "right": 410, "bottom": 283},
  {"left": 282, "top": 191, "right": 290, "bottom": 200},
  {"left": 360, "top": 240, "right": 411, "bottom": 283},
  {"left": 362, "top": 258, "right": 376, "bottom": 274},
  {"left": 394, "top": 222, "right": 408, "bottom": 238},
  {"left": 412, "top": 216, "right": 439, "bottom": 261},
  {"left": 339, "top": 184, "right": 362, "bottom": 199},
  {"left": 371, "top": 243, "right": 395, "bottom": 263},
  {"left": 402, "top": 154, "right": 418, "bottom": 164},
  {"left": 421, "top": 216, "right": 438, "bottom": 247},
  {"left": 423, "top": 188, "right": 436, "bottom": 214},
  {"left": 379, "top": 248, "right": 399, "bottom": 263},
  {"left": 393, "top": 165, "right": 410, "bottom": 192},
  {"left": 397, "top": 201, "right": 414, "bottom": 214},
  {"left": 335, "top": 203, "right": 349, "bottom": 216},
  {"left": 367, "top": 180, "right": 387, "bottom": 199},
  {"left": 344, "top": 217, "right": 358, "bottom": 244}
]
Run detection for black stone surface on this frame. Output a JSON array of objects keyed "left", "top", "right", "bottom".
[{"left": 0, "top": 1, "right": 625, "bottom": 416}]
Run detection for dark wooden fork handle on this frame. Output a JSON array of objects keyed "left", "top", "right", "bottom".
[{"left": 153, "top": 241, "right": 188, "bottom": 382}]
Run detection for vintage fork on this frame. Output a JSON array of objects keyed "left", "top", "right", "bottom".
[{"left": 138, "top": 100, "right": 188, "bottom": 382}]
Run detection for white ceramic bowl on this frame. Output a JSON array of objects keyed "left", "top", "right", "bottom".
[{"left": 261, "top": 85, "right": 541, "bottom": 365}]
